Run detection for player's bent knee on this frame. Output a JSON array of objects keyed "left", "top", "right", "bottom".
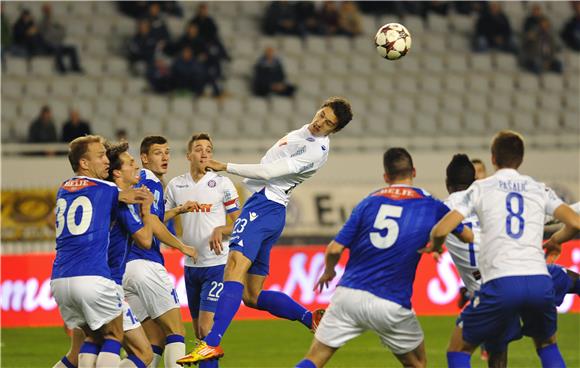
[{"left": 242, "top": 291, "right": 259, "bottom": 308}]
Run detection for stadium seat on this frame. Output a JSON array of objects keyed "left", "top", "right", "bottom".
[
  {"left": 190, "top": 117, "right": 216, "bottom": 136},
  {"left": 51, "top": 79, "right": 76, "bottom": 99},
  {"left": 264, "top": 116, "right": 289, "bottom": 137},
  {"left": 445, "top": 75, "right": 466, "bottom": 94},
  {"left": 427, "top": 14, "right": 449, "bottom": 33},
  {"left": 423, "top": 33, "right": 446, "bottom": 53},
  {"left": 72, "top": 98, "right": 94, "bottom": 117},
  {"left": 511, "top": 112, "right": 536, "bottom": 133},
  {"left": 2, "top": 78, "right": 25, "bottom": 99},
  {"left": 105, "top": 57, "right": 129, "bottom": 77},
  {"left": 1, "top": 119, "right": 14, "bottom": 142},
  {"left": 466, "top": 75, "right": 489, "bottom": 94},
  {"left": 470, "top": 54, "right": 493, "bottom": 73},
  {"left": 51, "top": 99, "right": 69, "bottom": 121},
  {"left": 561, "top": 112, "right": 580, "bottom": 133},
  {"left": 295, "top": 96, "right": 317, "bottom": 117},
  {"left": 295, "top": 78, "right": 321, "bottom": 99},
  {"left": 221, "top": 99, "right": 244, "bottom": 119},
  {"left": 392, "top": 95, "right": 415, "bottom": 115},
  {"left": 487, "top": 112, "right": 511, "bottom": 132},
  {"left": 541, "top": 74, "right": 564, "bottom": 93},
  {"left": 325, "top": 58, "right": 349, "bottom": 76},
  {"left": 229, "top": 58, "right": 253, "bottom": 78},
  {"left": 83, "top": 59, "right": 104, "bottom": 77},
  {"left": 100, "top": 78, "right": 124, "bottom": 98},
  {"left": 345, "top": 115, "right": 367, "bottom": 136},
  {"left": 329, "top": 38, "right": 351, "bottom": 57},
  {"left": 196, "top": 98, "right": 219, "bottom": 119},
  {"left": 145, "top": 96, "right": 170, "bottom": 119},
  {"left": 418, "top": 95, "right": 439, "bottom": 114},
  {"left": 539, "top": 95, "right": 562, "bottom": 112},
  {"left": 445, "top": 53, "right": 469, "bottom": 73},
  {"left": 94, "top": 98, "right": 118, "bottom": 119},
  {"left": 215, "top": 117, "right": 243, "bottom": 138},
  {"left": 75, "top": 79, "right": 99, "bottom": 99},
  {"left": 348, "top": 55, "right": 373, "bottom": 78},
  {"left": 304, "top": 37, "right": 327, "bottom": 57},
  {"left": 170, "top": 98, "right": 194, "bottom": 118},
  {"left": 271, "top": 97, "right": 293, "bottom": 116},
  {"left": 69, "top": 2, "right": 92, "bottom": 16},
  {"left": 422, "top": 54, "right": 445, "bottom": 73},
  {"left": 30, "top": 58, "right": 55, "bottom": 77},
  {"left": 301, "top": 58, "right": 324, "bottom": 76},
  {"left": 517, "top": 74, "right": 540, "bottom": 91},
  {"left": 346, "top": 77, "right": 371, "bottom": 98},
  {"left": 19, "top": 98, "right": 46, "bottom": 122},
  {"left": 93, "top": 115, "right": 117, "bottom": 140},
  {"left": 438, "top": 113, "right": 462, "bottom": 134},
  {"left": 441, "top": 93, "right": 464, "bottom": 114},
  {"left": 462, "top": 111, "right": 487, "bottom": 134},
  {"left": 224, "top": 78, "right": 250, "bottom": 97},
  {"left": 84, "top": 38, "right": 108, "bottom": 57},
  {"left": 124, "top": 78, "right": 147, "bottom": 95},
  {"left": 67, "top": 19, "right": 91, "bottom": 37},
  {"left": 414, "top": 112, "right": 439, "bottom": 135},
  {"left": 490, "top": 74, "right": 514, "bottom": 93},
  {"left": 283, "top": 57, "right": 300, "bottom": 80},
  {"left": 321, "top": 79, "right": 345, "bottom": 97},
  {"left": 1, "top": 98, "right": 19, "bottom": 122},
  {"left": 514, "top": 93, "right": 537, "bottom": 112},
  {"left": 449, "top": 14, "right": 475, "bottom": 35},
  {"left": 119, "top": 99, "right": 143, "bottom": 118},
  {"left": 447, "top": 34, "right": 471, "bottom": 51},
  {"left": 465, "top": 93, "right": 488, "bottom": 113},
  {"left": 536, "top": 112, "right": 561, "bottom": 133},
  {"left": 563, "top": 93, "right": 579, "bottom": 111},
  {"left": 403, "top": 15, "right": 425, "bottom": 34},
  {"left": 420, "top": 75, "right": 442, "bottom": 94},
  {"left": 245, "top": 97, "right": 269, "bottom": 119},
  {"left": 387, "top": 114, "right": 414, "bottom": 136},
  {"left": 5, "top": 58, "right": 29, "bottom": 77},
  {"left": 489, "top": 93, "right": 512, "bottom": 113},
  {"left": 140, "top": 116, "right": 165, "bottom": 136}
]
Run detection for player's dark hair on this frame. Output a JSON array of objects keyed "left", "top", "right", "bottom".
[
  {"left": 320, "top": 97, "right": 353, "bottom": 132},
  {"left": 187, "top": 133, "right": 213, "bottom": 152},
  {"left": 140, "top": 135, "right": 168, "bottom": 155},
  {"left": 383, "top": 147, "right": 414, "bottom": 180},
  {"left": 491, "top": 130, "right": 524, "bottom": 169},
  {"left": 446, "top": 154, "right": 476, "bottom": 193},
  {"left": 68, "top": 135, "right": 105, "bottom": 173},
  {"left": 106, "top": 141, "right": 130, "bottom": 181},
  {"left": 471, "top": 158, "right": 484, "bottom": 165}
]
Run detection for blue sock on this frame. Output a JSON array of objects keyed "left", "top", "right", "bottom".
[
  {"left": 60, "top": 356, "right": 76, "bottom": 368},
  {"left": 447, "top": 352, "right": 471, "bottom": 368},
  {"left": 204, "top": 281, "right": 244, "bottom": 347},
  {"left": 127, "top": 354, "right": 147, "bottom": 368},
  {"left": 257, "top": 290, "right": 311, "bottom": 328},
  {"left": 101, "top": 338, "right": 122, "bottom": 355},
  {"left": 296, "top": 359, "right": 317, "bottom": 368},
  {"left": 537, "top": 343, "right": 566, "bottom": 368},
  {"left": 151, "top": 344, "right": 164, "bottom": 356},
  {"left": 200, "top": 359, "right": 219, "bottom": 368},
  {"left": 79, "top": 341, "right": 100, "bottom": 355},
  {"left": 573, "top": 278, "right": 580, "bottom": 295}
]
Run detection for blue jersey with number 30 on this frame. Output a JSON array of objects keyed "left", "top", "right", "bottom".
[
  {"left": 336, "top": 185, "right": 456, "bottom": 309},
  {"left": 52, "top": 176, "right": 119, "bottom": 280}
]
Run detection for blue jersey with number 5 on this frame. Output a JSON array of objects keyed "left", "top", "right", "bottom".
[
  {"left": 52, "top": 176, "right": 119, "bottom": 280},
  {"left": 335, "top": 185, "right": 456, "bottom": 309}
]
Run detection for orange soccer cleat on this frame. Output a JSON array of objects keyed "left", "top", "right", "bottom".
[
  {"left": 310, "top": 308, "right": 326, "bottom": 333},
  {"left": 176, "top": 340, "right": 224, "bottom": 366}
]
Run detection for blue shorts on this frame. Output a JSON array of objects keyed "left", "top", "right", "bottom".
[
  {"left": 184, "top": 265, "right": 225, "bottom": 318},
  {"left": 461, "top": 275, "right": 556, "bottom": 352},
  {"left": 547, "top": 264, "right": 573, "bottom": 306},
  {"left": 229, "top": 190, "right": 286, "bottom": 276}
]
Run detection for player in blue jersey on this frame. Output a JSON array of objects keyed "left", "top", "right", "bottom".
[
  {"left": 294, "top": 148, "right": 472, "bottom": 368},
  {"left": 124, "top": 136, "right": 198, "bottom": 368},
  {"left": 178, "top": 97, "right": 354, "bottom": 365},
  {"left": 427, "top": 131, "right": 580, "bottom": 368},
  {"left": 51, "top": 135, "right": 148, "bottom": 368}
]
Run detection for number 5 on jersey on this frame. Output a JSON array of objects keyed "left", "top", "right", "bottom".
[{"left": 370, "top": 204, "right": 403, "bottom": 249}]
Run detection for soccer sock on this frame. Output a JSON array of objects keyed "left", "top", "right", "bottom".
[
  {"left": 447, "top": 352, "right": 471, "bottom": 368},
  {"left": 53, "top": 356, "right": 76, "bottom": 368},
  {"left": 573, "top": 278, "right": 580, "bottom": 295},
  {"left": 164, "top": 334, "right": 185, "bottom": 368},
  {"left": 148, "top": 345, "right": 163, "bottom": 368},
  {"left": 257, "top": 290, "right": 312, "bottom": 329},
  {"left": 537, "top": 343, "right": 566, "bottom": 368},
  {"left": 119, "top": 354, "right": 147, "bottom": 368},
  {"left": 96, "top": 339, "right": 121, "bottom": 367},
  {"left": 295, "top": 359, "right": 317, "bottom": 368},
  {"left": 78, "top": 341, "right": 100, "bottom": 368},
  {"left": 204, "top": 281, "right": 244, "bottom": 347},
  {"left": 200, "top": 360, "right": 219, "bottom": 368}
]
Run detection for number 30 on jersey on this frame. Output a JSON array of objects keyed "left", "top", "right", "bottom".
[{"left": 55, "top": 196, "right": 94, "bottom": 238}]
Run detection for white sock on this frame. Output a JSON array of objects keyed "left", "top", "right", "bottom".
[
  {"left": 52, "top": 361, "right": 67, "bottom": 368},
  {"left": 96, "top": 352, "right": 120, "bottom": 367},
  {"left": 164, "top": 342, "right": 185, "bottom": 368},
  {"left": 148, "top": 353, "right": 162, "bottom": 368},
  {"left": 78, "top": 353, "right": 98, "bottom": 368},
  {"left": 119, "top": 359, "right": 137, "bottom": 367}
]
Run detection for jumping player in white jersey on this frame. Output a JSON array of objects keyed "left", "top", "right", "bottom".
[
  {"left": 425, "top": 130, "right": 580, "bottom": 368},
  {"left": 177, "top": 97, "right": 354, "bottom": 365},
  {"left": 165, "top": 133, "right": 241, "bottom": 368},
  {"left": 124, "top": 136, "right": 198, "bottom": 368},
  {"left": 51, "top": 135, "right": 148, "bottom": 368}
]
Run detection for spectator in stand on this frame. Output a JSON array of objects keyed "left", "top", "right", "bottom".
[
  {"left": 1, "top": 4, "right": 12, "bottom": 64},
  {"left": 28, "top": 105, "right": 58, "bottom": 143},
  {"left": 263, "top": 1, "right": 299, "bottom": 35},
  {"left": 338, "top": 1, "right": 363, "bottom": 37},
  {"left": 561, "top": 1, "right": 580, "bottom": 51},
  {"left": 12, "top": 9, "right": 51, "bottom": 56},
  {"left": 61, "top": 109, "right": 92, "bottom": 142},
  {"left": 295, "top": 1, "right": 319, "bottom": 36},
  {"left": 118, "top": 1, "right": 150, "bottom": 19},
  {"left": 521, "top": 17, "right": 563, "bottom": 74},
  {"left": 171, "top": 46, "right": 205, "bottom": 95},
  {"left": 172, "top": 22, "right": 207, "bottom": 59},
  {"left": 252, "top": 46, "right": 295, "bottom": 97},
  {"left": 127, "top": 19, "right": 160, "bottom": 74},
  {"left": 319, "top": 1, "right": 341, "bottom": 36},
  {"left": 523, "top": 4, "right": 547, "bottom": 33},
  {"left": 39, "top": 4, "right": 82, "bottom": 73},
  {"left": 146, "top": 2, "right": 170, "bottom": 45},
  {"left": 147, "top": 56, "right": 174, "bottom": 93},
  {"left": 473, "top": 2, "right": 517, "bottom": 53},
  {"left": 190, "top": 3, "right": 230, "bottom": 73}
]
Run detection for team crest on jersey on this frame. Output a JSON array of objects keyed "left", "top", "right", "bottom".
[
  {"left": 306, "top": 137, "right": 315, "bottom": 142},
  {"left": 208, "top": 179, "right": 216, "bottom": 188},
  {"left": 321, "top": 145, "right": 327, "bottom": 151},
  {"left": 61, "top": 178, "right": 97, "bottom": 192}
]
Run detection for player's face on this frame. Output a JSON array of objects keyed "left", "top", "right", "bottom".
[
  {"left": 119, "top": 152, "right": 141, "bottom": 186},
  {"left": 474, "top": 163, "right": 487, "bottom": 179},
  {"left": 142, "top": 143, "right": 170, "bottom": 176},
  {"left": 83, "top": 142, "right": 109, "bottom": 180},
  {"left": 308, "top": 107, "right": 338, "bottom": 137},
  {"left": 187, "top": 139, "right": 213, "bottom": 169}
]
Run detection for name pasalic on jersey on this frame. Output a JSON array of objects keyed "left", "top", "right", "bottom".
[{"left": 498, "top": 180, "right": 528, "bottom": 192}]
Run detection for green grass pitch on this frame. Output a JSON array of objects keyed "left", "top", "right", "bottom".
[{"left": 2, "top": 315, "right": 579, "bottom": 367}]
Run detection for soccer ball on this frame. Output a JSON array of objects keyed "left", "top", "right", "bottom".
[{"left": 375, "top": 23, "right": 412, "bottom": 60}]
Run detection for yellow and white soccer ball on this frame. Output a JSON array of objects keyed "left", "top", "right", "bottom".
[{"left": 374, "top": 23, "right": 412, "bottom": 60}]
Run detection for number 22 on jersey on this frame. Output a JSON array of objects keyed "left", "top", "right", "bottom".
[{"left": 55, "top": 196, "right": 94, "bottom": 238}]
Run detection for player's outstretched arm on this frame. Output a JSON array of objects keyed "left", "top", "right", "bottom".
[
  {"left": 204, "top": 159, "right": 295, "bottom": 180},
  {"left": 551, "top": 204, "right": 580, "bottom": 244},
  {"left": 119, "top": 187, "right": 150, "bottom": 204},
  {"left": 427, "top": 210, "right": 466, "bottom": 253},
  {"left": 315, "top": 240, "right": 345, "bottom": 292},
  {"left": 150, "top": 216, "right": 198, "bottom": 261},
  {"left": 210, "top": 209, "right": 240, "bottom": 255}
]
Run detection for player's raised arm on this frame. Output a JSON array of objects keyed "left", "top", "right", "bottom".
[
  {"left": 204, "top": 158, "right": 296, "bottom": 181},
  {"left": 315, "top": 240, "right": 345, "bottom": 292},
  {"left": 428, "top": 211, "right": 468, "bottom": 254}
]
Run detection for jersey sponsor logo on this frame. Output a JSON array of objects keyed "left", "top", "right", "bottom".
[
  {"left": 306, "top": 137, "right": 315, "bottom": 142},
  {"left": 291, "top": 146, "right": 307, "bottom": 157},
  {"left": 190, "top": 204, "right": 212, "bottom": 213},
  {"left": 249, "top": 212, "right": 258, "bottom": 222},
  {"left": 373, "top": 187, "right": 424, "bottom": 200},
  {"left": 237, "top": 239, "right": 244, "bottom": 247},
  {"left": 61, "top": 179, "right": 97, "bottom": 192},
  {"left": 207, "top": 180, "right": 216, "bottom": 188}
]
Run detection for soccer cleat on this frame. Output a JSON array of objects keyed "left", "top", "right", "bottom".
[
  {"left": 310, "top": 309, "right": 325, "bottom": 333},
  {"left": 176, "top": 340, "right": 224, "bottom": 366}
]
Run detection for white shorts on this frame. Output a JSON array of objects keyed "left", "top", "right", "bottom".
[
  {"left": 123, "top": 259, "right": 180, "bottom": 322},
  {"left": 51, "top": 276, "right": 122, "bottom": 331},
  {"left": 455, "top": 263, "right": 482, "bottom": 295},
  {"left": 116, "top": 285, "right": 141, "bottom": 331},
  {"left": 315, "top": 287, "right": 424, "bottom": 355}
]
